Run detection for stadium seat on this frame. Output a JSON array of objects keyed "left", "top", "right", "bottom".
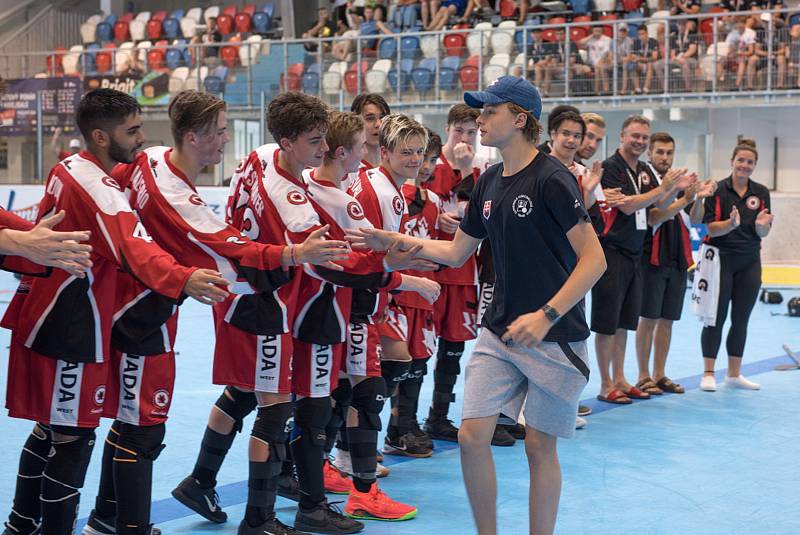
[
  {"left": 135, "top": 40, "right": 152, "bottom": 64},
  {"left": 411, "top": 57, "right": 436, "bottom": 93},
  {"left": 621, "top": 0, "right": 642, "bottom": 10},
  {"left": 490, "top": 30, "right": 513, "bottom": 56},
  {"left": 483, "top": 64, "right": 506, "bottom": 85},
  {"left": 510, "top": 52, "right": 526, "bottom": 73},
  {"left": 252, "top": 12, "right": 271, "bottom": 33},
  {"left": 599, "top": 14, "right": 618, "bottom": 38},
  {"left": 344, "top": 71, "right": 360, "bottom": 94},
  {"left": 223, "top": 5, "right": 238, "bottom": 17},
  {"left": 170, "top": 9, "right": 185, "bottom": 20},
  {"left": 162, "top": 18, "right": 179, "bottom": 39},
  {"left": 129, "top": 19, "right": 146, "bottom": 41},
  {"left": 184, "top": 66, "right": 209, "bottom": 91},
  {"left": 81, "top": 47, "right": 98, "bottom": 74},
  {"left": 790, "top": 13, "right": 800, "bottom": 27},
  {"left": 114, "top": 20, "right": 130, "bottom": 41},
  {"left": 146, "top": 19, "right": 163, "bottom": 40},
  {"left": 152, "top": 10, "right": 168, "bottom": 21},
  {"left": 239, "top": 35, "right": 263, "bottom": 66},
  {"left": 166, "top": 48, "right": 183, "bottom": 69},
  {"left": 204, "top": 75, "right": 224, "bottom": 93},
  {"left": 467, "top": 22, "right": 492, "bottom": 57},
  {"left": 699, "top": 18, "right": 714, "bottom": 46},
  {"left": 280, "top": 62, "right": 305, "bottom": 91},
  {"left": 594, "top": 0, "right": 616, "bottom": 11},
  {"left": 387, "top": 61, "right": 412, "bottom": 92},
  {"left": 62, "top": 45, "right": 83, "bottom": 75},
  {"left": 204, "top": 6, "right": 220, "bottom": 24},
  {"left": 185, "top": 7, "right": 202, "bottom": 22},
  {"left": 444, "top": 33, "right": 466, "bottom": 56},
  {"left": 420, "top": 35, "right": 439, "bottom": 59},
  {"left": 180, "top": 16, "right": 198, "bottom": 39},
  {"left": 96, "top": 22, "right": 113, "bottom": 43},
  {"left": 378, "top": 37, "right": 398, "bottom": 60},
  {"left": 220, "top": 45, "right": 239, "bottom": 67},
  {"left": 646, "top": 0, "right": 659, "bottom": 8},
  {"left": 302, "top": 72, "right": 320, "bottom": 92},
  {"left": 96, "top": 48, "right": 113, "bottom": 73},
  {"left": 115, "top": 41, "right": 134, "bottom": 72},
  {"left": 234, "top": 13, "right": 252, "bottom": 33},
  {"left": 217, "top": 14, "right": 234, "bottom": 35},
  {"left": 365, "top": 69, "right": 388, "bottom": 93},
  {"left": 46, "top": 47, "right": 66, "bottom": 75},
  {"left": 438, "top": 55, "right": 461, "bottom": 90},
  {"left": 243, "top": 4, "right": 257, "bottom": 15},
  {"left": 489, "top": 53, "right": 510, "bottom": 68},
  {"left": 400, "top": 35, "right": 420, "bottom": 59},
  {"left": 119, "top": 12, "right": 134, "bottom": 23},
  {"left": 322, "top": 72, "right": 342, "bottom": 95},
  {"left": 147, "top": 49, "right": 165, "bottom": 70},
  {"left": 80, "top": 21, "right": 97, "bottom": 44},
  {"left": 169, "top": 66, "right": 190, "bottom": 93},
  {"left": 135, "top": 11, "right": 151, "bottom": 22},
  {"left": 459, "top": 65, "right": 479, "bottom": 91},
  {"left": 104, "top": 14, "right": 117, "bottom": 25},
  {"left": 261, "top": 2, "right": 275, "bottom": 17}
]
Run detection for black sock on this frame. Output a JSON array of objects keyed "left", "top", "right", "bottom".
[
  {"left": 245, "top": 458, "right": 280, "bottom": 526},
  {"left": 397, "top": 375, "right": 424, "bottom": 435},
  {"left": 191, "top": 426, "right": 237, "bottom": 488},
  {"left": 41, "top": 431, "right": 95, "bottom": 534},
  {"left": 113, "top": 423, "right": 165, "bottom": 534}
]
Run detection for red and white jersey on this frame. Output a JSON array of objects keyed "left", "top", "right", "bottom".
[
  {"left": 0, "top": 151, "right": 195, "bottom": 364},
  {"left": 348, "top": 166, "right": 406, "bottom": 233},
  {"left": 342, "top": 159, "right": 370, "bottom": 192},
  {"left": 423, "top": 153, "right": 482, "bottom": 286},
  {"left": 393, "top": 182, "right": 441, "bottom": 311},
  {"left": 0, "top": 208, "right": 49, "bottom": 276}
]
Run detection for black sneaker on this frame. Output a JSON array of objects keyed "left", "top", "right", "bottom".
[
  {"left": 294, "top": 501, "right": 364, "bottom": 534},
  {"left": 382, "top": 432, "right": 433, "bottom": 458},
  {"left": 578, "top": 404, "right": 592, "bottom": 417},
  {"left": 238, "top": 516, "right": 310, "bottom": 535},
  {"left": 423, "top": 416, "right": 459, "bottom": 442},
  {"left": 491, "top": 424, "right": 515, "bottom": 447},
  {"left": 82, "top": 509, "right": 115, "bottom": 534},
  {"left": 171, "top": 476, "right": 227, "bottom": 523},
  {"left": 278, "top": 471, "right": 301, "bottom": 502},
  {"left": 410, "top": 420, "right": 434, "bottom": 450},
  {"left": 500, "top": 422, "right": 526, "bottom": 440}
]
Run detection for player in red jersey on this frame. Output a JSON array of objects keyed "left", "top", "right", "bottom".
[{"left": 2, "top": 89, "right": 228, "bottom": 535}]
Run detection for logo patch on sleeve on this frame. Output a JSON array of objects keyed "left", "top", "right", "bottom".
[
  {"left": 392, "top": 195, "right": 404, "bottom": 215},
  {"left": 347, "top": 201, "right": 365, "bottom": 220},
  {"left": 287, "top": 190, "right": 308, "bottom": 205},
  {"left": 483, "top": 200, "right": 492, "bottom": 220}
]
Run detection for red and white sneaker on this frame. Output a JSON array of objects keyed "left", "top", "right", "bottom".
[
  {"left": 344, "top": 484, "right": 417, "bottom": 521},
  {"left": 323, "top": 460, "right": 353, "bottom": 494}
]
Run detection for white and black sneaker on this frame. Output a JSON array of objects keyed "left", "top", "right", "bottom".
[
  {"left": 171, "top": 476, "right": 227, "bottom": 523},
  {"left": 383, "top": 432, "right": 433, "bottom": 458},
  {"left": 277, "top": 470, "right": 301, "bottom": 502},
  {"left": 238, "top": 516, "right": 310, "bottom": 535},
  {"left": 294, "top": 501, "right": 364, "bottom": 534},
  {"left": 82, "top": 511, "right": 162, "bottom": 535}
]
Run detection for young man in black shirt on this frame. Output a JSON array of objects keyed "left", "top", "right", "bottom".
[
  {"left": 593, "top": 115, "right": 694, "bottom": 405},
  {"left": 631, "top": 27, "right": 658, "bottom": 94},
  {"left": 346, "top": 76, "right": 607, "bottom": 535}
]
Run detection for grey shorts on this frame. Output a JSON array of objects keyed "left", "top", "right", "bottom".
[{"left": 462, "top": 329, "right": 589, "bottom": 439}]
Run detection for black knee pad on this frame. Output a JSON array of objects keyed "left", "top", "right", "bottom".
[
  {"left": 435, "top": 342, "right": 463, "bottom": 385},
  {"left": 293, "top": 396, "right": 332, "bottom": 447},
  {"left": 116, "top": 422, "right": 166, "bottom": 461},
  {"left": 406, "top": 357, "right": 430, "bottom": 382},
  {"left": 351, "top": 377, "right": 387, "bottom": 431},
  {"left": 438, "top": 340, "right": 465, "bottom": 360},
  {"left": 215, "top": 386, "right": 258, "bottom": 433},
  {"left": 381, "top": 359, "right": 412, "bottom": 387},
  {"left": 44, "top": 429, "right": 96, "bottom": 492},
  {"left": 251, "top": 402, "right": 292, "bottom": 447},
  {"left": 331, "top": 378, "right": 353, "bottom": 409}
]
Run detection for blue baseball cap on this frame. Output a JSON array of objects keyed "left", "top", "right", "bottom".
[{"left": 464, "top": 76, "right": 542, "bottom": 120}]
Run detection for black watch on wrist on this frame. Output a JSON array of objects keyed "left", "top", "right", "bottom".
[{"left": 541, "top": 304, "right": 561, "bottom": 324}]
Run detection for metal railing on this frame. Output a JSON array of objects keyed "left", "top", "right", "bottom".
[{"left": 1, "top": 7, "right": 799, "bottom": 110}]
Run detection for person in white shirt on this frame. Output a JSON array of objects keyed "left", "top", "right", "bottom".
[
  {"left": 725, "top": 17, "right": 757, "bottom": 89},
  {"left": 582, "top": 26, "right": 613, "bottom": 94}
]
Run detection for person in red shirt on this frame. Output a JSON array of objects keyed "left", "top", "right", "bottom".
[{"left": 2, "top": 89, "right": 228, "bottom": 535}]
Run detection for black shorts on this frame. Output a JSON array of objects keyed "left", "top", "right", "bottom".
[
  {"left": 639, "top": 262, "right": 688, "bottom": 321},
  {"left": 590, "top": 245, "right": 642, "bottom": 335}
]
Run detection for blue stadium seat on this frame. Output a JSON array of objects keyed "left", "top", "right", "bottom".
[
  {"left": 571, "top": 0, "right": 592, "bottom": 13},
  {"left": 378, "top": 37, "right": 397, "bottom": 59},
  {"left": 439, "top": 55, "right": 461, "bottom": 90},
  {"left": 306, "top": 62, "right": 321, "bottom": 74},
  {"left": 790, "top": 13, "right": 800, "bottom": 27},
  {"left": 302, "top": 72, "right": 320, "bottom": 92},
  {"left": 388, "top": 59, "right": 413, "bottom": 92},
  {"left": 162, "top": 18, "right": 179, "bottom": 39},
  {"left": 96, "top": 22, "right": 113, "bottom": 42},
  {"left": 170, "top": 9, "right": 185, "bottom": 20},
  {"left": 400, "top": 35, "right": 420, "bottom": 59},
  {"left": 104, "top": 14, "right": 117, "bottom": 25},
  {"left": 252, "top": 12, "right": 271, "bottom": 33},
  {"left": 166, "top": 48, "right": 183, "bottom": 69},
  {"left": 261, "top": 2, "right": 275, "bottom": 17},
  {"left": 204, "top": 75, "right": 224, "bottom": 94},
  {"left": 624, "top": 11, "right": 642, "bottom": 34},
  {"left": 411, "top": 58, "right": 436, "bottom": 92},
  {"left": 81, "top": 44, "right": 100, "bottom": 73}
]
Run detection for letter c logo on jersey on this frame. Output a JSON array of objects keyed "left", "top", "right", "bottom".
[
  {"left": 153, "top": 389, "right": 170, "bottom": 409},
  {"left": 93, "top": 386, "right": 106, "bottom": 406},
  {"left": 483, "top": 200, "right": 492, "bottom": 220},
  {"left": 640, "top": 172, "right": 651, "bottom": 186},
  {"left": 347, "top": 201, "right": 365, "bottom": 221},
  {"left": 188, "top": 194, "right": 206, "bottom": 206},
  {"left": 746, "top": 195, "right": 761, "bottom": 211},
  {"left": 392, "top": 196, "right": 403, "bottom": 215},
  {"left": 287, "top": 190, "right": 308, "bottom": 205},
  {"left": 512, "top": 195, "right": 533, "bottom": 218},
  {"left": 102, "top": 176, "right": 122, "bottom": 191}
]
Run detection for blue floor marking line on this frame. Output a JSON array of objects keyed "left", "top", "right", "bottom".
[{"left": 76, "top": 351, "right": 797, "bottom": 529}]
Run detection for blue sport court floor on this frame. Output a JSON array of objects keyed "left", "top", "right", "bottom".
[{"left": 1, "top": 272, "right": 799, "bottom": 535}]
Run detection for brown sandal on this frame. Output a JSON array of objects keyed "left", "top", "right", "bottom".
[
  {"left": 656, "top": 376, "right": 685, "bottom": 394},
  {"left": 635, "top": 377, "right": 663, "bottom": 396}
]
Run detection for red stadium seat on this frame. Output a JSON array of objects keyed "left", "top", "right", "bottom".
[
  {"left": 146, "top": 19, "right": 162, "bottom": 40},
  {"left": 114, "top": 20, "right": 130, "bottom": 41},
  {"left": 152, "top": 10, "right": 168, "bottom": 21},
  {"left": 280, "top": 62, "right": 305, "bottom": 91},
  {"left": 217, "top": 14, "right": 234, "bottom": 35},
  {"left": 223, "top": 5, "right": 238, "bottom": 17},
  {"left": 599, "top": 14, "right": 618, "bottom": 38},
  {"left": 443, "top": 33, "right": 466, "bottom": 56},
  {"left": 147, "top": 49, "right": 165, "bottom": 70},
  {"left": 344, "top": 71, "right": 360, "bottom": 94},
  {"left": 242, "top": 4, "right": 257, "bottom": 15},
  {"left": 709, "top": 6, "right": 725, "bottom": 13},
  {"left": 571, "top": 14, "right": 592, "bottom": 41},
  {"left": 499, "top": 0, "right": 517, "bottom": 18},
  {"left": 47, "top": 47, "right": 66, "bottom": 75},
  {"left": 700, "top": 18, "right": 714, "bottom": 45},
  {"left": 459, "top": 66, "right": 478, "bottom": 90},
  {"left": 621, "top": 0, "right": 642, "bottom": 10},
  {"left": 234, "top": 13, "right": 252, "bottom": 33},
  {"left": 221, "top": 45, "right": 239, "bottom": 67},
  {"left": 96, "top": 50, "right": 112, "bottom": 73},
  {"left": 463, "top": 54, "right": 480, "bottom": 69},
  {"left": 120, "top": 12, "right": 134, "bottom": 23},
  {"left": 349, "top": 60, "right": 369, "bottom": 75},
  {"left": 573, "top": 14, "right": 592, "bottom": 24},
  {"left": 543, "top": 16, "right": 566, "bottom": 42}
]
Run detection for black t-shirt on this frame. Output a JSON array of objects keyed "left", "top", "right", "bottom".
[
  {"left": 600, "top": 150, "right": 658, "bottom": 256},
  {"left": 460, "top": 151, "right": 591, "bottom": 343},
  {"left": 633, "top": 37, "right": 659, "bottom": 59},
  {"left": 548, "top": 41, "right": 584, "bottom": 64},
  {"left": 641, "top": 164, "right": 694, "bottom": 270},
  {"left": 672, "top": 31, "right": 701, "bottom": 56},
  {"left": 703, "top": 177, "right": 770, "bottom": 256},
  {"left": 528, "top": 40, "right": 550, "bottom": 62}
]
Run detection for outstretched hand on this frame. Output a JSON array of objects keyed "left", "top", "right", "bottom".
[
  {"left": 5, "top": 210, "right": 93, "bottom": 277},
  {"left": 385, "top": 240, "right": 437, "bottom": 271},
  {"left": 184, "top": 268, "right": 230, "bottom": 305},
  {"left": 296, "top": 225, "right": 351, "bottom": 271},
  {"left": 344, "top": 227, "right": 399, "bottom": 252}
]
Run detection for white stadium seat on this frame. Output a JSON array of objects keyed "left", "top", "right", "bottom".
[
  {"left": 169, "top": 66, "right": 190, "bottom": 93},
  {"left": 365, "top": 70, "right": 388, "bottom": 93}
]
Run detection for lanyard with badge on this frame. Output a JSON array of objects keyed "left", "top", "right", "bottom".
[{"left": 624, "top": 164, "right": 648, "bottom": 230}]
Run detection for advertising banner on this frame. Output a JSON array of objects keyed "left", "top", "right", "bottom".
[{"left": 0, "top": 77, "right": 82, "bottom": 136}]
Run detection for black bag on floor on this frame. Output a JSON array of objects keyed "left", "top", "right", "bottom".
[
  {"left": 788, "top": 297, "right": 800, "bottom": 317},
  {"left": 760, "top": 289, "right": 784, "bottom": 304}
]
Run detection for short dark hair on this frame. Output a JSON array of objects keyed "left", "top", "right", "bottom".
[
  {"left": 76, "top": 88, "right": 141, "bottom": 141},
  {"left": 507, "top": 103, "right": 541, "bottom": 144},
  {"left": 447, "top": 103, "right": 479, "bottom": 126},
  {"left": 351, "top": 93, "right": 390, "bottom": 116},
  {"left": 425, "top": 128, "right": 443, "bottom": 157},
  {"left": 547, "top": 105, "right": 580, "bottom": 137},
  {"left": 649, "top": 131, "right": 675, "bottom": 148},
  {"left": 622, "top": 114, "right": 650, "bottom": 132},
  {"left": 168, "top": 90, "right": 226, "bottom": 148},
  {"left": 550, "top": 110, "right": 586, "bottom": 138},
  {"left": 267, "top": 92, "right": 329, "bottom": 148}
]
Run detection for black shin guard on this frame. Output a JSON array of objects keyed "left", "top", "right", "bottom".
[
  {"left": 41, "top": 427, "right": 96, "bottom": 535},
  {"left": 326, "top": 379, "right": 352, "bottom": 455},
  {"left": 5, "top": 423, "right": 52, "bottom": 534},
  {"left": 192, "top": 387, "right": 257, "bottom": 487},
  {"left": 113, "top": 422, "right": 166, "bottom": 534},
  {"left": 291, "top": 397, "right": 332, "bottom": 510},
  {"left": 347, "top": 377, "right": 387, "bottom": 493},
  {"left": 380, "top": 359, "right": 412, "bottom": 396},
  {"left": 93, "top": 420, "right": 122, "bottom": 519},
  {"left": 245, "top": 402, "right": 292, "bottom": 526},
  {"left": 430, "top": 341, "right": 464, "bottom": 418},
  {"left": 397, "top": 358, "right": 429, "bottom": 434}
]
